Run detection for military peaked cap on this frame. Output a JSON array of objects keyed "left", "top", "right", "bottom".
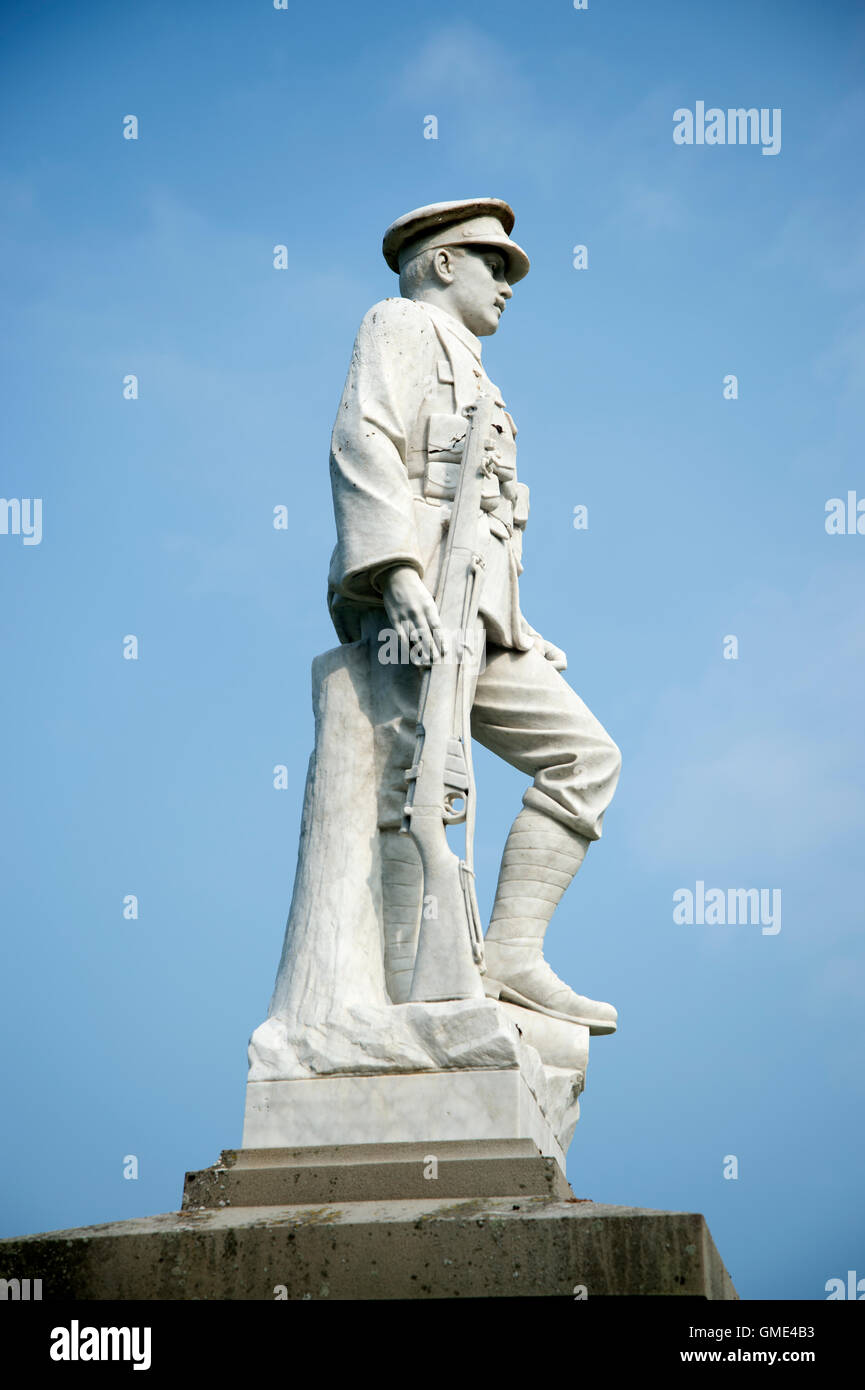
[{"left": 382, "top": 198, "right": 530, "bottom": 283}]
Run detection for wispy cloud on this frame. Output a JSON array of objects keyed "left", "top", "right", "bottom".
[{"left": 392, "top": 24, "right": 573, "bottom": 180}]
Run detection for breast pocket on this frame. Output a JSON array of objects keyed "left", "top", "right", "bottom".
[{"left": 424, "top": 413, "right": 466, "bottom": 499}]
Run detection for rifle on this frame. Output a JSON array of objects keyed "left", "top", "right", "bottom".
[{"left": 400, "top": 391, "right": 496, "bottom": 1002}]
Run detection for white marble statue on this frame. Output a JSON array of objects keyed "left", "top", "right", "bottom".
[{"left": 245, "top": 200, "right": 622, "bottom": 1159}]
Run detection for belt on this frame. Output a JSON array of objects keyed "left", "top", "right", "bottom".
[{"left": 409, "top": 482, "right": 513, "bottom": 540}]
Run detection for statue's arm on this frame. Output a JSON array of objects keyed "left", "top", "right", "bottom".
[{"left": 329, "top": 299, "right": 430, "bottom": 605}]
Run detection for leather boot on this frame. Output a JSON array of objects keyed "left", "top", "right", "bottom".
[{"left": 482, "top": 807, "right": 617, "bottom": 1034}]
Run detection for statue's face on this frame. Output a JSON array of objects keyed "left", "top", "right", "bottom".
[{"left": 446, "top": 247, "right": 513, "bottom": 336}]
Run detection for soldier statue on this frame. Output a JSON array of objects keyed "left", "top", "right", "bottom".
[{"left": 325, "top": 198, "right": 622, "bottom": 1034}]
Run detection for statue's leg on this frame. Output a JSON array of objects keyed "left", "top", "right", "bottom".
[
  {"left": 482, "top": 808, "right": 619, "bottom": 1032},
  {"left": 471, "top": 643, "right": 622, "bottom": 1034}
]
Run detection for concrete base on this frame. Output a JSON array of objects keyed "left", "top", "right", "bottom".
[
  {"left": 0, "top": 1139, "right": 738, "bottom": 1300},
  {"left": 0, "top": 1197, "right": 737, "bottom": 1300},
  {"left": 183, "top": 1140, "right": 573, "bottom": 1207}
]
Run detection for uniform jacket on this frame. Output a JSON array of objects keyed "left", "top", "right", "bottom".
[{"left": 327, "top": 296, "right": 537, "bottom": 651}]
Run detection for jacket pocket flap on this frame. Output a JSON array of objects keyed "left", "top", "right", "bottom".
[{"left": 427, "top": 413, "right": 467, "bottom": 462}]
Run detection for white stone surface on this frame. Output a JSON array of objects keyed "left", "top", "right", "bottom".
[
  {"left": 243, "top": 1069, "right": 566, "bottom": 1174},
  {"left": 266, "top": 642, "right": 388, "bottom": 1026},
  {"left": 248, "top": 994, "right": 586, "bottom": 1155},
  {"left": 499, "top": 1002, "right": 589, "bottom": 1151}
]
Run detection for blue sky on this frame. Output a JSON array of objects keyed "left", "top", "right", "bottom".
[{"left": 1, "top": 0, "right": 863, "bottom": 1300}]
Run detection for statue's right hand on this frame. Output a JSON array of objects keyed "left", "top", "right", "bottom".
[{"left": 379, "top": 566, "right": 448, "bottom": 665}]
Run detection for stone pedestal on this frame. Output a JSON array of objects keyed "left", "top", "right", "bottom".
[
  {"left": 243, "top": 1069, "right": 569, "bottom": 1171},
  {"left": 0, "top": 1142, "right": 738, "bottom": 1299},
  {"left": 183, "top": 1139, "right": 573, "bottom": 1206}
]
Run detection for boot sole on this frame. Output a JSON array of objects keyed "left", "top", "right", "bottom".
[{"left": 487, "top": 979, "right": 618, "bottom": 1035}]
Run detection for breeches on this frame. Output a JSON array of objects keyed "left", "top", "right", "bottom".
[{"left": 365, "top": 625, "right": 622, "bottom": 841}]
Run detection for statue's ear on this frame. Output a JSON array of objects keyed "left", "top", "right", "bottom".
[{"left": 432, "top": 247, "right": 457, "bottom": 285}]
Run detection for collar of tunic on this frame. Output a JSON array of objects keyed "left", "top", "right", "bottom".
[{"left": 414, "top": 300, "right": 483, "bottom": 364}]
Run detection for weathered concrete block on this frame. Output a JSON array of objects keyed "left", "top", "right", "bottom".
[
  {"left": 0, "top": 1196, "right": 737, "bottom": 1300},
  {"left": 182, "top": 1140, "right": 573, "bottom": 1207}
]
